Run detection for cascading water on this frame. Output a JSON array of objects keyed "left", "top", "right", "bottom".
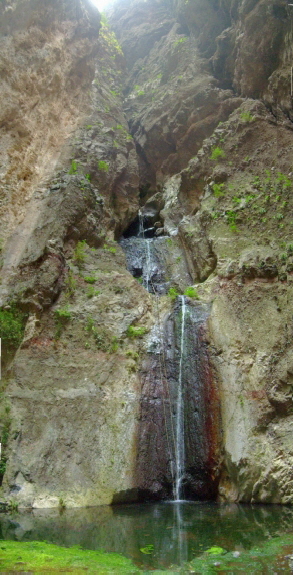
[
  {"left": 120, "top": 209, "right": 220, "bottom": 502},
  {"left": 174, "top": 295, "right": 186, "bottom": 501}
]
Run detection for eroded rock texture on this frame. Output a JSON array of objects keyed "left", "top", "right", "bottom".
[{"left": 1, "top": 0, "right": 293, "bottom": 506}]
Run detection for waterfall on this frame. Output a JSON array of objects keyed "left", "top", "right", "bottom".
[
  {"left": 120, "top": 210, "right": 220, "bottom": 502},
  {"left": 174, "top": 295, "right": 186, "bottom": 501},
  {"left": 145, "top": 240, "right": 151, "bottom": 291}
]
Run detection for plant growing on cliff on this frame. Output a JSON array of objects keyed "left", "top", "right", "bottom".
[
  {"left": 87, "top": 285, "right": 100, "bottom": 298},
  {"left": 167, "top": 287, "right": 180, "bottom": 300},
  {"left": 55, "top": 306, "right": 72, "bottom": 320},
  {"left": 64, "top": 270, "right": 77, "bottom": 298},
  {"left": 174, "top": 36, "right": 187, "bottom": 47},
  {"left": 209, "top": 146, "right": 226, "bottom": 161},
  {"left": 212, "top": 183, "right": 225, "bottom": 197},
  {"left": 103, "top": 243, "right": 116, "bottom": 254},
  {"left": 98, "top": 160, "right": 109, "bottom": 173},
  {"left": 73, "top": 240, "right": 87, "bottom": 268},
  {"left": 127, "top": 325, "right": 147, "bottom": 338},
  {"left": 240, "top": 111, "right": 255, "bottom": 123},
  {"left": 0, "top": 306, "right": 27, "bottom": 348},
  {"left": 0, "top": 415, "right": 11, "bottom": 481},
  {"left": 226, "top": 210, "right": 238, "bottom": 232},
  {"left": 69, "top": 160, "right": 78, "bottom": 175},
  {"left": 54, "top": 306, "right": 72, "bottom": 339},
  {"left": 84, "top": 276, "right": 96, "bottom": 284},
  {"left": 184, "top": 286, "right": 199, "bottom": 299},
  {"left": 85, "top": 317, "right": 118, "bottom": 352}
]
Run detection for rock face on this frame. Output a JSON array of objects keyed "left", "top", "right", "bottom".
[
  {"left": 1, "top": 0, "right": 293, "bottom": 507},
  {"left": 137, "top": 299, "right": 220, "bottom": 501}
]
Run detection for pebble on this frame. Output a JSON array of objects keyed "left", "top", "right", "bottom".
[{"left": 232, "top": 551, "right": 241, "bottom": 558}]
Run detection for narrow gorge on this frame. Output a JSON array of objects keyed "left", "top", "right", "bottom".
[{"left": 1, "top": 0, "right": 293, "bottom": 509}]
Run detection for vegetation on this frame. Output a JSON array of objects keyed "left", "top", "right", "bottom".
[
  {"left": 84, "top": 276, "right": 96, "bottom": 284},
  {"left": 189, "top": 533, "right": 293, "bottom": 573},
  {"left": 69, "top": 160, "right": 78, "bottom": 175},
  {"left": 54, "top": 306, "right": 72, "bottom": 320},
  {"left": 0, "top": 416, "right": 11, "bottom": 480},
  {"left": 58, "top": 497, "right": 66, "bottom": 511},
  {"left": 85, "top": 317, "right": 118, "bottom": 352},
  {"left": 64, "top": 270, "right": 77, "bottom": 298},
  {"left": 209, "top": 146, "right": 226, "bottom": 160},
  {"left": 98, "top": 160, "right": 109, "bottom": 172},
  {"left": 174, "top": 36, "right": 187, "bottom": 47},
  {"left": 103, "top": 243, "right": 117, "bottom": 254},
  {"left": 127, "top": 325, "right": 147, "bottom": 338},
  {"left": 240, "top": 110, "right": 255, "bottom": 122},
  {"left": 209, "top": 170, "right": 293, "bottom": 234},
  {"left": 73, "top": 240, "right": 87, "bottom": 267},
  {"left": 54, "top": 306, "right": 72, "bottom": 339},
  {"left": 0, "top": 306, "right": 26, "bottom": 348},
  {"left": 1, "top": 531, "right": 293, "bottom": 573},
  {"left": 184, "top": 286, "right": 199, "bottom": 298},
  {"left": 7, "top": 499, "right": 19, "bottom": 512},
  {"left": 167, "top": 287, "right": 180, "bottom": 300},
  {"left": 0, "top": 540, "right": 139, "bottom": 574},
  {"left": 212, "top": 182, "right": 225, "bottom": 197},
  {"left": 87, "top": 286, "right": 100, "bottom": 298}
]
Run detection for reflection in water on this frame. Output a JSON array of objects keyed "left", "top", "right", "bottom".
[{"left": 1, "top": 502, "right": 293, "bottom": 569}]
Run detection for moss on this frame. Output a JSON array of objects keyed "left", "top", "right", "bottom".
[
  {"left": 98, "top": 160, "right": 109, "bottom": 172},
  {"left": 127, "top": 325, "right": 147, "bottom": 338},
  {"left": 0, "top": 540, "right": 140, "bottom": 573},
  {"left": 189, "top": 533, "right": 293, "bottom": 573},
  {"left": 209, "top": 146, "right": 226, "bottom": 160},
  {"left": 184, "top": 286, "right": 199, "bottom": 299}
]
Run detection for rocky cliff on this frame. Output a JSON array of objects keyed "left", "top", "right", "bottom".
[{"left": 1, "top": 0, "right": 293, "bottom": 507}]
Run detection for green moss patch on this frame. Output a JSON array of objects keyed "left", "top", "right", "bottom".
[
  {"left": 0, "top": 540, "right": 140, "bottom": 573},
  {"left": 188, "top": 533, "right": 293, "bottom": 574},
  {"left": 0, "top": 306, "right": 26, "bottom": 348}
]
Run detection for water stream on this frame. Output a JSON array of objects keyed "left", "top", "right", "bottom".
[
  {"left": 120, "top": 213, "right": 219, "bottom": 501},
  {"left": 174, "top": 295, "right": 186, "bottom": 501}
]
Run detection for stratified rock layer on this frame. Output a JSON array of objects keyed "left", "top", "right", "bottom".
[{"left": 1, "top": 0, "right": 293, "bottom": 506}]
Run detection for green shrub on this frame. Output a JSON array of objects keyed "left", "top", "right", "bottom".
[
  {"left": 277, "top": 172, "right": 291, "bottom": 189},
  {"left": 167, "top": 287, "right": 180, "bottom": 300},
  {"left": 64, "top": 270, "right": 77, "bottom": 298},
  {"left": 125, "top": 349, "right": 139, "bottom": 359},
  {"left": 226, "top": 210, "right": 238, "bottom": 232},
  {"left": 87, "top": 286, "right": 100, "bottom": 298},
  {"left": 103, "top": 244, "right": 116, "bottom": 254},
  {"left": 69, "top": 160, "right": 78, "bottom": 174},
  {"left": 127, "top": 325, "right": 147, "bottom": 338},
  {"left": 240, "top": 111, "right": 255, "bottom": 122},
  {"left": 212, "top": 183, "right": 225, "bottom": 197},
  {"left": 0, "top": 306, "right": 26, "bottom": 348},
  {"left": 85, "top": 318, "right": 116, "bottom": 352},
  {"left": 209, "top": 146, "right": 226, "bottom": 160},
  {"left": 98, "top": 160, "right": 109, "bottom": 172},
  {"left": 0, "top": 417, "right": 11, "bottom": 479},
  {"left": 84, "top": 276, "right": 96, "bottom": 284},
  {"left": 184, "top": 286, "right": 199, "bottom": 298},
  {"left": 73, "top": 240, "right": 87, "bottom": 267},
  {"left": 54, "top": 306, "right": 72, "bottom": 320}
]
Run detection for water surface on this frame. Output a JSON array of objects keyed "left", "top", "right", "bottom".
[{"left": 1, "top": 502, "right": 293, "bottom": 570}]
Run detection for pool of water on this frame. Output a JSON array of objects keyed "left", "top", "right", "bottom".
[{"left": 1, "top": 501, "right": 293, "bottom": 570}]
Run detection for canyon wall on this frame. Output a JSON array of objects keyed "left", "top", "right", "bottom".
[{"left": 1, "top": 0, "right": 293, "bottom": 506}]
